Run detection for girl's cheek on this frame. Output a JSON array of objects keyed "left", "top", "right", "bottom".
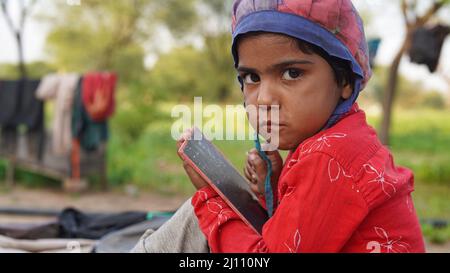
[{"left": 244, "top": 88, "right": 259, "bottom": 103}]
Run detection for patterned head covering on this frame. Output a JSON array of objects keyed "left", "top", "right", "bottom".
[{"left": 231, "top": 0, "right": 371, "bottom": 126}]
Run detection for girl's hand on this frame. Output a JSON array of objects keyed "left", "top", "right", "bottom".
[
  {"left": 176, "top": 128, "right": 209, "bottom": 190},
  {"left": 244, "top": 147, "right": 283, "bottom": 197}
]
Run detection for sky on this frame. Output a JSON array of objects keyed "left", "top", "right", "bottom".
[{"left": 0, "top": 0, "right": 449, "bottom": 92}]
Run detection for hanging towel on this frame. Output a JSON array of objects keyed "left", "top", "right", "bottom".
[
  {"left": 36, "top": 73, "right": 79, "bottom": 156},
  {"left": 82, "top": 72, "right": 117, "bottom": 122}
]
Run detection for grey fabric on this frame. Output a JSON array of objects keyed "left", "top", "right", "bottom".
[
  {"left": 95, "top": 216, "right": 171, "bottom": 253},
  {"left": 130, "top": 198, "right": 209, "bottom": 253},
  {"left": 0, "top": 235, "right": 95, "bottom": 253}
]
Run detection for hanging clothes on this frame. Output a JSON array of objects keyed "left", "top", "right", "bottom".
[
  {"left": 71, "top": 77, "right": 109, "bottom": 152},
  {"left": 0, "top": 80, "right": 20, "bottom": 156},
  {"left": 0, "top": 79, "right": 44, "bottom": 161},
  {"left": 0, "top": 80, "right": 21, "bottom": 125},
  {"left": 408, "top": 24, "right": 450, "bottom": 73},
  {"left": 82, "top": 72, "right": 117, "bottom": 122},
  {"left": 16, "top": 79, "right": 45, "bottom": 160},
  {"left": 367, "top": 38, "right": 381, "bottom": 69},
  {"left": 36, "top": 73, "right": 79, "bottom": 156}
]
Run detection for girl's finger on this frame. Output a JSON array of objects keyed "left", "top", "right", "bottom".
[
  {"left": 250, "top": 153, "right": 266, "bottom": 176},
  {"left": 244, "top": 166, "right": 254, "bottom": 183},
  {"left": 245, "top": 160, "right": 257, "bottom": 176},
  {"left": 250, "top": 183, "right": 261, "bottom": 196},
  {"left": 244, "top": 164, "right": 258, "bottom": 184}
]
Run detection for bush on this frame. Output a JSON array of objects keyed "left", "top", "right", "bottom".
[{"left": 422, "top": 91, "right": 446, "bottom": 110}]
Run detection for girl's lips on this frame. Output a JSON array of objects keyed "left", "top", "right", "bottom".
[
  {"left": 259, "top": 120, "right": 286, "bottom": 127},
  {"left": 259, "top": 122, "right": 286, "bottom": 133}
]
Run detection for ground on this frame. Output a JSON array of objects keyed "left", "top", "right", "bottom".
[
  {"left": 0, "top": 185, "right": 189, "bottom": 223},
  {"left": 0, "top": 186, "right": 448, "bottom": 253}
]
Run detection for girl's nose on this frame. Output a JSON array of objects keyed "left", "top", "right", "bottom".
[{"left": 257, "top": 79, "right": 278, "bottom": 106}]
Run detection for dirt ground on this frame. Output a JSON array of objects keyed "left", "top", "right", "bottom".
[
  {"left": 0, "top": 185, "right": 189, "bottom": 223},
  {"left": 0, "top": 186, "right": 448, "bottom": 253}
]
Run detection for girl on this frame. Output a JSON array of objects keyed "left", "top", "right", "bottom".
[
  {"left": 132, "top": 0, "right": 425, "bottom": 253},
  {"left": 177, "top": 0, "right": 425, "bottom": 253}
]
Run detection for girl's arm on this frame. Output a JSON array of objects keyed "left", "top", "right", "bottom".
[{"left": 192, "top": 152, "right": 369, "bottom": 253}]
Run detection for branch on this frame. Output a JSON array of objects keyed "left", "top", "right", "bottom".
[
  {"left": 401, "top": 0, "right": 411, "bottom": 27},
  {"left": 1, "top": 0, "right": 19, "bottom": 35},
  {"left": 19, "top": 0, "right": 37, "bottom": 32},
  {"left": 416, "top": 1, "right": 444, "bottom": 26}
]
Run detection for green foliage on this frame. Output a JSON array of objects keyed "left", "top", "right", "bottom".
[
  {"left": 422, "top": 223, "right": 450, "bottom": 245},
  {"left": 148, "top": 33, "right": 240, "bottom": 102},
  {"left": 44, "top": 3, "right": 147, "bottom": 82},
  {"left": 366, "top": 109, "right": 450, "bottom": 185},
  {"left": 148, "top": 46, "right": 205, "bottom": 101},
  {"left": 154, "top": 0, "right": 199, "bottom": 38},
  {"left": 42, "top": 0, "right": 200, "bottom": 82},
  {"left": 111, "top": 80, "right": 162, "bottom": 141},
  {"left": 0, "top": 159, "right": 6, "bottom": 182},
  {"left": 0, "top": 61, "right": 55, "bottom": 79},
  {"left": 422, "top": 91, "right": 447, "bottom": 109},
  {"left": 364, "top": 66, "right": 448, "bottom": 110}
]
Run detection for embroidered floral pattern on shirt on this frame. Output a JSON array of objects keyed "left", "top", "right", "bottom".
[
  {"left": 283, "top": 186, "right": 296, "bottom": 197},
  {"left": 287, "top": 159, "right": 298, "bottom": 169},
  {"left": 284, "top": 229, "right": 301, "bottom": 253},
  {"left": 363, "top": 164, "right": 398, "bottom": 198},
  {"left": 373, "top": 227, "right": 410, "bottom": 253},
  {"left": 300, "top": 133, "right": 347, "bottom": 155},
  {"left": 328, "top": 158, "right": 353, "bottom": 183},
  {"left": 193, "top": 190, "right": 209, "bottom": 206},
  {"left": 205, "top": 198, "right": 235, "bottom": 236}
]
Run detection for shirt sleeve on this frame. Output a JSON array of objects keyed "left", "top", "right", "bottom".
[{"left": 192, "top": 152, "right": 369, "bottom": 252}]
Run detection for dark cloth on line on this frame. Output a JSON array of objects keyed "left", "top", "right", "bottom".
[
  {"left": 409, "top": 24, "right": 450, "bottom": 73},
  {"left": 0, "top": 79, "right": 44, "bottom": 160},
  {"left": 0, "top": 126, "right": 17, "bottom": 155},
  {"left": 0, "top": 80, "right": 21, "bottom": 125},
  {"left": 12, "top": 79, "right": 43, "bottom": 130}
]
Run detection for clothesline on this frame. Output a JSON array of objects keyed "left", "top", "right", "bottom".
[{"left": 0, "top": 72, "right": 118, "bottom": 182}]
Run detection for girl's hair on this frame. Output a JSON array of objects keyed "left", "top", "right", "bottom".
[
  {"left": 238, "top": 32, "right": 354, "bottom": 89},
  {"left": 296, "top": 40, "right": 354, "bottom": 89}
]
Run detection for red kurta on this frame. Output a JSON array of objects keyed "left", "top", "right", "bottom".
[{"left": 192, "top": 104, "right": 425, "bottom": 253}]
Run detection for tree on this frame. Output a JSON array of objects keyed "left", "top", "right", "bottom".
[
  {"left": 1, "top": 0, "right": 37, "bottom": 79},
  {"left": 380, "top": 0, "right": 449, "bottom": 145},
  {"left": 43, "top": 0, "right": 199, "bottom": 82}
]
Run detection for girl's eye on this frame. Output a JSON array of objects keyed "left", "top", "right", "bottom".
[
  {"left": 243, "top": 73, "right": 260, "bottom": 84},
  {"left": 282, "top": 68, "right": 302, "bottom": 80}
]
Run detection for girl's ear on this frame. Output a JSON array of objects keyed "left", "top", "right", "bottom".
[{"left": 341, "top": 83, "right": 353, "bottom": 100}]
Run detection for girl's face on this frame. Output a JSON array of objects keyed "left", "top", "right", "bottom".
[{"left": 237, "top": 33, "right": 352, "bottom": 151}]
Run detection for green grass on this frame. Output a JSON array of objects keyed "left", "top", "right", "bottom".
[
  {"left": 366, "top": 109, "right": 450, "bottom": 185},
  {"left": 421, "top": 223, "right": 450, "bottom": 245}
]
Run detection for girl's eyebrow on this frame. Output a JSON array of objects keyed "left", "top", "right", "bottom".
[{"left": 237, "top": 59, "right": 314, "bottom": 73}]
